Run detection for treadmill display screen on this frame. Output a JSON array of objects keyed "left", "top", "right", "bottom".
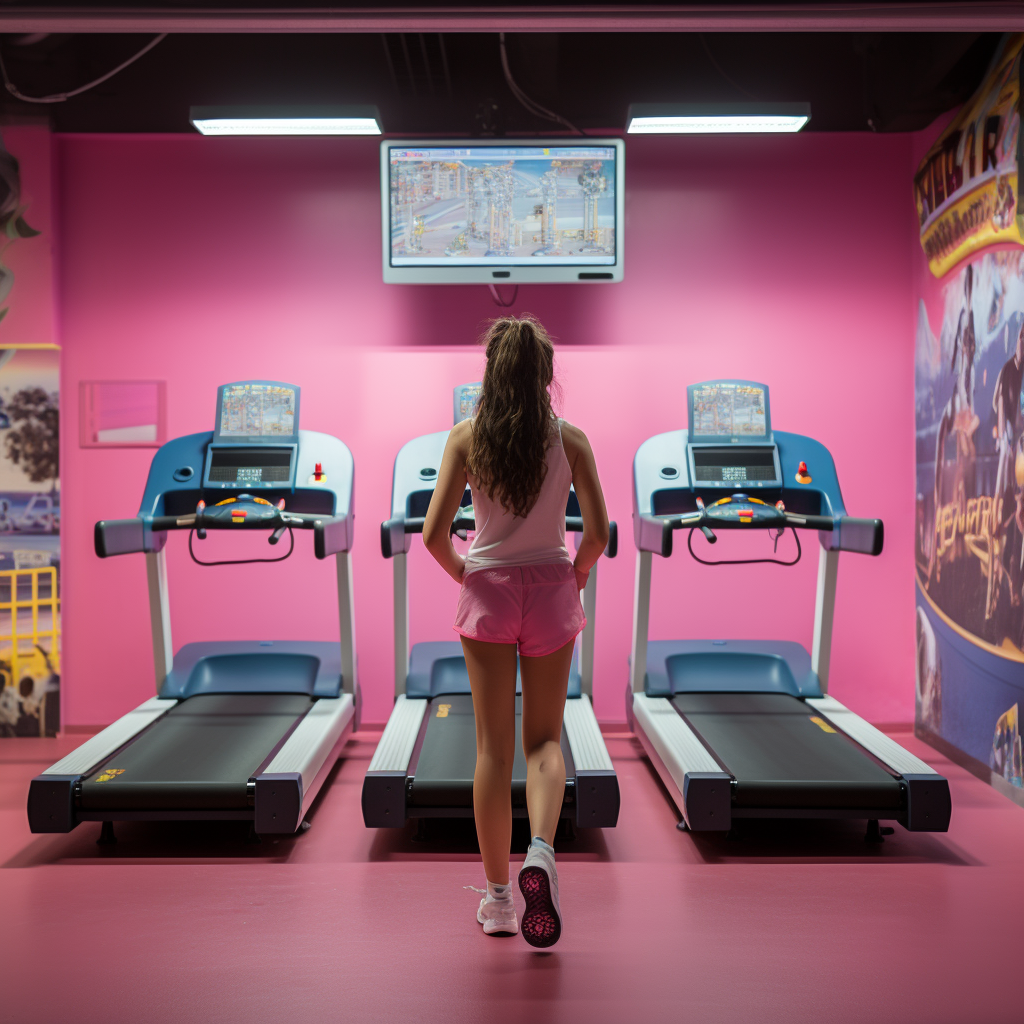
[
  {"left": 454, "top": 382, "right": 483, "bottom": 424},
  {"left": 208, "top": 448, "right": 293, "bottom": 485},
  {"left": 692, "top": 447, "right": 778, "bottom": 485},
  {"left": 217, "top": 382, "right": 297, "bottom": 440},
  {"left": 691, "top": 383, "right": 767, "bottom": 438}
]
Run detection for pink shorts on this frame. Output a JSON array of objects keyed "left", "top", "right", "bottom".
[{"left": 454, "top": 562, "right": 586, "bottom": 657}]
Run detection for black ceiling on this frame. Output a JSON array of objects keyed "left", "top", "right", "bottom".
[{"left": 0, "top": 29, "right": 1003, "bottom": 134}]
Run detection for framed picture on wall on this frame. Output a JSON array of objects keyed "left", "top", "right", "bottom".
[{"left": 79, "top": 379, "right": 166, "bottom": 447}]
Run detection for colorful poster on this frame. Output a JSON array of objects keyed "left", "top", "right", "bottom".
[
  {"left": 914, "top": 36, "right": 1023, "bottom": 278},
  {"left": 0, "top": 127, "right": 60, "bottom": 737},
  {"left": 0, "top": 345, "right": 60, "bottom": 736},
  {"left": 915, "top": 250, "right": 1024, "bottom": 799}
]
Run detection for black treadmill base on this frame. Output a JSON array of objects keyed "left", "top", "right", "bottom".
[
  {"left": 404, "top": 805, "right": 577, "bottom": 820},
  {"left": 75, "top": 809, "right": 255, "bottom": 822},
  {"left": 730, "top": 807, "right": 903, "bottom": 821}
]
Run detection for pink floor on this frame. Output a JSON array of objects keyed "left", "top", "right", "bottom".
[{"left": 1, "top": 726, "right": 1021, "bottom": 1024}]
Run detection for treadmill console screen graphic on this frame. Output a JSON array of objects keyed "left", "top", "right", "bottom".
[
  {"left": 692, "top": 384, "right": 767, "bottom": 438},
  {"left": 388, "top": 145, "right": 618, "bottom": 266},
  {"left": 692, "top": 448, "right": 778, "bottom": 484},
  {"left": 208, "top": 448, "right": 292, "bottom": 484},
  {"left": 219, "top": 384, "right": 295, "bottom": 438},
  {"left": 454, "top": 382, "right": 483, "bottom": 423}
]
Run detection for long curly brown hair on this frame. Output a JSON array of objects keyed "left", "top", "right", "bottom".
[{"left": 467, "top": 315, "right": 559, "bottom": 518}]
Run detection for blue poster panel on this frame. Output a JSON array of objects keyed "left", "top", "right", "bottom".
[
  {"left": 0, "top": 345, "right": 60, "bottom": 736},
  {"left": 916, "top": 251, "right": 1024, "bottom": 800}
]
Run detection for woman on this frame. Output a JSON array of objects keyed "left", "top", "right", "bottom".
[{"left": 423, "top": 315, "right": 609, "bottom": 948}]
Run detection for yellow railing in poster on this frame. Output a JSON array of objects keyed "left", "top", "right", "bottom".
[{"left": 0, "top": 568, "right": 61, "bottom": 728}]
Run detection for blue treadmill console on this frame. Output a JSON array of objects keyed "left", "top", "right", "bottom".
[
  {"left": 685, "top": 379, "right": 781, "bottom": 491},
  {"left": 203, "top": 380, "right": 300, "bottom": 491}
]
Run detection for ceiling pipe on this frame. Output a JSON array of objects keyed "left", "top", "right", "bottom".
[{"left": 0, "top": 4, "right": 1021, "bottom": 34}]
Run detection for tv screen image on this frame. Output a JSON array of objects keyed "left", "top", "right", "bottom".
[{"left": 381, "top": 139, "right": 624, "bottom": 284}]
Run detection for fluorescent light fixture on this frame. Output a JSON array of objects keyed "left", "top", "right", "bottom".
[
  {"left": 190, "top": 105, "right": 382, "bottom": 136},
  {"left": 627, "top": 103, "right": 810, "bottom": 134}
]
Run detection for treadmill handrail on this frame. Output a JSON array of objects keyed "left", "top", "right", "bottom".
[
  {"left": 634, "top": 510, "right": 882, "bottom": 558},
  {"left": 96, "top": 512, "right": 353, "bottom": 560},
  {"left": 380, "top": 510, "right": 618, "bottom": 558}
]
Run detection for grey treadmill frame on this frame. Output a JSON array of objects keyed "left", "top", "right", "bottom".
[
  {"left": 628, "top": 427, "right": 950, "bottom": 833},
  {"left": 363, "top": 428, "right": 618, "bottom": 828}
]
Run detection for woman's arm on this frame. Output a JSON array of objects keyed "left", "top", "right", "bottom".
[
  {"left": 423, "top": 419, "right": 472, "bottom": 584},
  {"left": 560, "top": 421, "right": 610, "bottom": 588}
]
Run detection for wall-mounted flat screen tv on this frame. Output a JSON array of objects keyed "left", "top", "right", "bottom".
[{"left": 381, "top": 138, "right": 624, "bottom": 284}]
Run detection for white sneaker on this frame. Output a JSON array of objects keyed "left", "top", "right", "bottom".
[
  {"left": 466, "top": 885, "right": 519, "bottom": 936},
  {"left": 518, "top": 838, "right": 561, "bottom": 948}
]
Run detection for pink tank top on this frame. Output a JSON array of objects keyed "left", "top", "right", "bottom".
[{"left": 464, "top": 418, "right": 572, "bottom": 573}]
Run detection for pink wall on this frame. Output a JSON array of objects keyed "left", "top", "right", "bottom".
[{"left": 57, "top": 129, "right": 916, "bottom": 728}]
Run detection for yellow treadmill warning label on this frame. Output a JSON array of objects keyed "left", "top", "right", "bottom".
[
  {"left": 94, "top": 768, "right": 126, "bottom": 782},
  {"left": 809, "top": 716, "right": 836, "bottom": 734},
  {"left": 436, "top": 704, "right": 452, "bottom": 718}
]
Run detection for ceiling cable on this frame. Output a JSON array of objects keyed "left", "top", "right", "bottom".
[
  {"left": 498, "top": 32, "right": 582, "bottom": 136},
  {"left": 0, "top": 33, "right": 167, "bottom": 104}
]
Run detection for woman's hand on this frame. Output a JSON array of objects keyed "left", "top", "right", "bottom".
[
  {"left": 573, "top": 564, "right": 590, "bottom": 591},
  {"left": 562, "top": 422, "right": 610, "bottom": 582}
]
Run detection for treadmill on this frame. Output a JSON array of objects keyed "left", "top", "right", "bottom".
[
  {"left": 362, "top": 383, "right": 620, "bottom": 831},
  {"left": 628, "top": 379, "right": 951, "bottom": 836},
  {"left": 28, "top": 380, "right": 359, "bottom": 838}
]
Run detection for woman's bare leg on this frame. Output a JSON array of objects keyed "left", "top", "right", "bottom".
[
  {"left": 461, "top": 636, "right": 519, "bottom": 885},
  {"left": 519, "top": 638, "right": 575, "bottom": 846}
]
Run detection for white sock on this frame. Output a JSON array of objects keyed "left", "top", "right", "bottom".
[
  {"left": 531, "top": 836, "right": 554, "bottom": 854},
  {"left": 487, "top": 880, "right": 511, "bottom": 900}
]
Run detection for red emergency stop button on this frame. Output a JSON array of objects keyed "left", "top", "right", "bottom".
[{"left": 796, "top": 461, "right": 812, "bottom": 485}]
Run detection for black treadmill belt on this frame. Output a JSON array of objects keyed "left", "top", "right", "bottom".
[
  {"left": 672, "top": 693, "right": 902, "bottom": 810},
  {"left": 80, "top": 693, "right": 313, "bottom": 811},
  {"left": 409, "top": 694, "right": 529, "bottom": 808}
]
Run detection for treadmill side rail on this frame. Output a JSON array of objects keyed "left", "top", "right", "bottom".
[
  {"left": 28, "top": 697, "right": 178, "bottom": 833},
  {"left": 563, "top": 695, "right": 619, "bottom": 827},
  {"left": 807, "top": 695, "right": 952, "bottom": 831},
  {"left": 363, "top": 695, "right": 428, "bottom": 827},
  {"left": 632, "top": 693, "right": 731, "bottom": 831},
  {"left": 42, "top": 697, "right": 178, "bottom": 777},
  {"left": 806, "top": 695, "right": 941, "bottom": 775},
  {"left": 254, "top": 694, "right": 355, "bottom": 833}
]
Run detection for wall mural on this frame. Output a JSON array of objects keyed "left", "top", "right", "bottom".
[
  {"left": 915, "top": 35, "right": 1024, "bottom": 803},
  {"left": 916, "top": 253, "right": 1024, "bottom": 797},
  {"left": 0, "top": 346, "right": 60, "bottom": 736},
  {"left": 0, "top": 131, "right": 60, "bottom": 737}
]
